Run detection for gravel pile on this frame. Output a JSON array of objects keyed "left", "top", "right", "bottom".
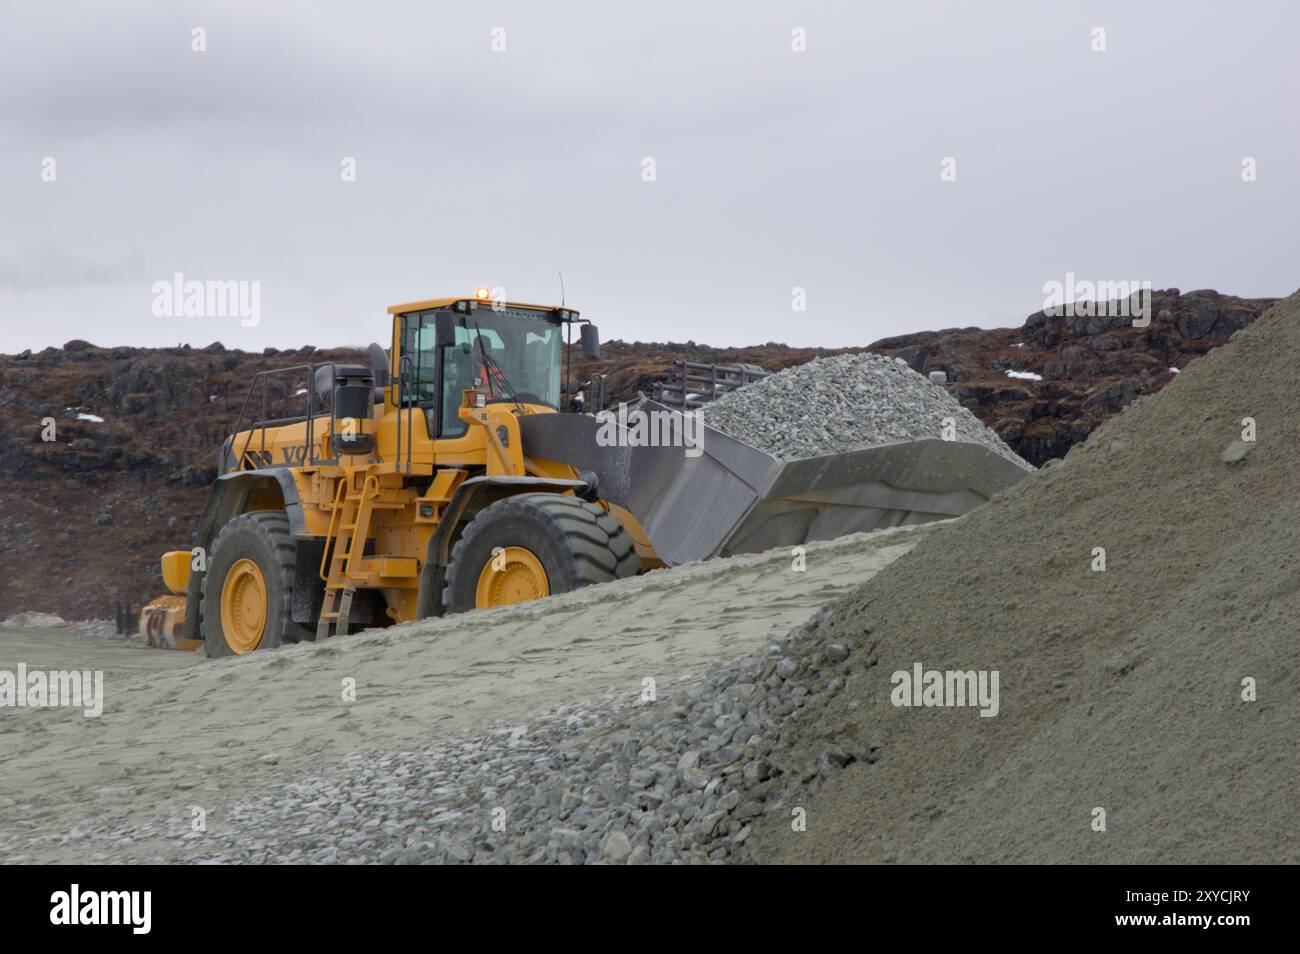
[
  {"left": 29, "top": 609, "right": 858, "bottom": 865},
  {"left": 747, "top": 290, "right": 1300, "bottom": 864},
  {"left": 698, "top": 352, "right": 1025, "bottom": 465}
]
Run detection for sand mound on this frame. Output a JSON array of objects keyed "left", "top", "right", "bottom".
[{"left": 745, "top": 291, "right": 1300, "bottom": 864}]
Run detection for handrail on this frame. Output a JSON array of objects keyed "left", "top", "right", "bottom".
[
  {"left": 306, "top": 364, "right": 315, "bottom": 466},
  {"left": 309, "top": 363, "right": 339, "bottom": 466},
  {"left": 396, "top": 353, "right": 415, "bottom": 474},
  {"left": 343, "top": 475, "right": 381, "bottom": 580},
  {"left": 228, "top": 363, "right": 327, "bottom": 471},
  {"left": 651, "top": 360, "right": 770, "bottom": 410},
  {"left": 395, "top": 355, "right": 403, "bottom": 472},
  {"left": 319, "top": 478, "right": 349, "bottom": 581}
]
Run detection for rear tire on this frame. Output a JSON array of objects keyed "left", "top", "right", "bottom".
[
  {"left": 443, "top": 493, "right": 639, "bottom": 614},
  {"left": 201, "top": 511, "right": 312, "bottom": 657}
]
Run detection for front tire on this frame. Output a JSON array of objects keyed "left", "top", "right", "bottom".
[
  {"left": 443, "top": 493, "right": 639, "bottom": 613},
  {"left": 201, "top": 511, "right": 311, "bottom": 657}
]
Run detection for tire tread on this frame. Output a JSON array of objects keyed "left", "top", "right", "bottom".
[{"left": 443, "top": 493, "right": 639, "bottom": 612}]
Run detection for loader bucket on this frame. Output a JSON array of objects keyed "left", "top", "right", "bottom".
[{"left": 521, "top": 401, "right": 1033, "bottom": 566}]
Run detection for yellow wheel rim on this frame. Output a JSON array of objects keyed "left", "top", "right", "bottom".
[
  {"left": 220, "top": 558, "right": 268, "bottom": 653},
  {"left": 475, "top": 547, "right": 549, "bottom": 608}
]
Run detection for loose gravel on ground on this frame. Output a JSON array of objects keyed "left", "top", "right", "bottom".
[{"left": 25, "top": 608, "right": 857, "bottom": 865}]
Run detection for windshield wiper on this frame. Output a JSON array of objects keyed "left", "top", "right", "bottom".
[{"left": 472, "top": 321, "right": 525, "bottom": 413}]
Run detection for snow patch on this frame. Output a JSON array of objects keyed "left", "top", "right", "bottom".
[
  {"left": 2, "top": 611, "right": 66, "bottom": 628},
  {"left": 1005, "top": 370, "right": 1043, "bottom": 381}
]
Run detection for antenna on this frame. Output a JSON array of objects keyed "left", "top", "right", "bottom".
[{"left": 558, "top": 271, "right": 566, "bottom": 307}]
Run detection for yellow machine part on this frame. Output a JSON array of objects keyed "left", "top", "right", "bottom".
[
  {"left": 160, "top": 550, "right": 192, "bottom": 595},
  {"left": 220, "top": 558, "right": 268, "bottom": 654},
  {"left": 476, "top": 546, "right": 550, "bottom": 608},
  {"left": 139, "top": 595, "right": 202, "bottom": 651}
]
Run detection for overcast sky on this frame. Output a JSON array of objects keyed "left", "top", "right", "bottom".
[{"left": 1, "top": 0, "right": 1296, "bottom": 352}]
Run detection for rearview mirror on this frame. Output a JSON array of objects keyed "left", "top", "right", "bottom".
[{"left": 580, "top": 323, "right": 601, "bottom": 360}]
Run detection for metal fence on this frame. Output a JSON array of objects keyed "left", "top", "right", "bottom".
[{"left": 651, "top": 360, "right": 770, "bottom": 410}]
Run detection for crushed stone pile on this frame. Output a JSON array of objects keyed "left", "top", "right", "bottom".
[
  {"left": 50, "top": 617, "right": 853, "bottom": 865},
  {"left": 742, "top": 289, "right": 1300, "bottom": 864},
  {"left": 698, "top": 351, "right": 1027, "bottom": 465}
]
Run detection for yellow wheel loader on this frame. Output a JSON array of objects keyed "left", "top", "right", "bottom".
[{"left": 140, "top": 292, "right": 1033, "bottom": 655}]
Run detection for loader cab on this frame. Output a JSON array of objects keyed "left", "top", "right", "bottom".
[{"left": 389, "top": 296, "right": 590, "bottom": 440}]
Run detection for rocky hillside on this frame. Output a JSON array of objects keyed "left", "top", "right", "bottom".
[
  {"left": 0, "top": 288, "right": 1276, "bottom": 620},
  {"left": 867, "top": 288, "right": 1278, "bottom": 465},
  {"left": 0, "top": 343, "right": 367, "bottom": 623}
]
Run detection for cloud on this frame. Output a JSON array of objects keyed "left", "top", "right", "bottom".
[
  {"left": 0, "top": 248, "right": 146, "bottom": 290},
  {"left": 0, "top": 1, "right": 1295, "bottom": 352}
]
